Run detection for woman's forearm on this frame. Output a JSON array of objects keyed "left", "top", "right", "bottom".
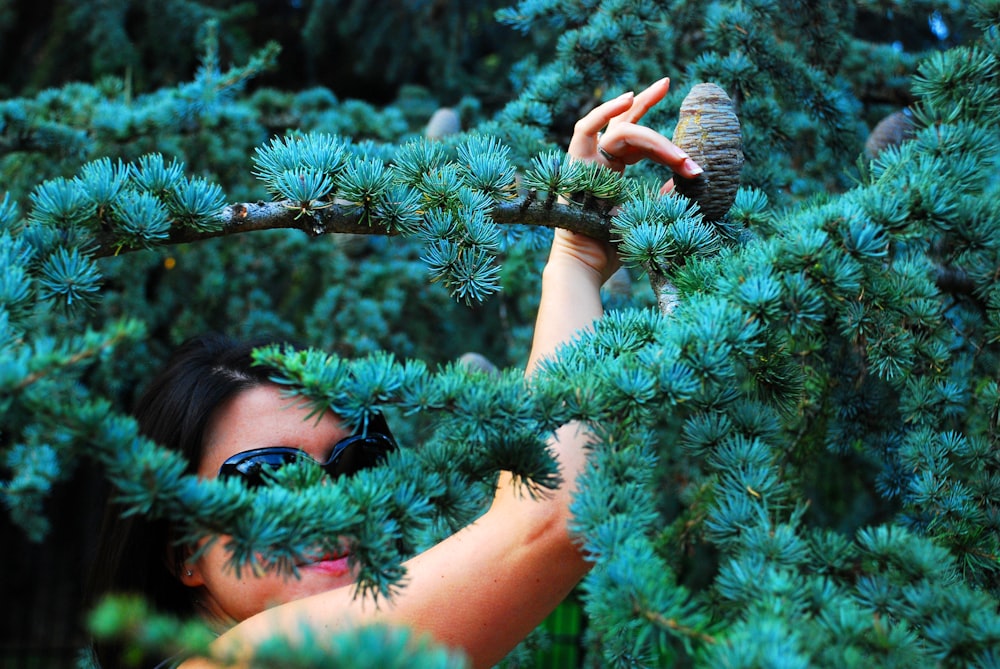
[
  {"left": 526, "top": 235, "right": 607, "bottom": 376},
  {"left": 518, "top": 233, "right": 608, "bottom": 537}
]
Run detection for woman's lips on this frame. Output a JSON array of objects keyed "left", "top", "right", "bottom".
[{"left": 301, "top": 554, "right": 351, "bottom": 577}]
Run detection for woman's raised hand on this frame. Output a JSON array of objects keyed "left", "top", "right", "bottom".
[
  {"left": 547, "top": 78, "right": 704, "bottom": 284},
  {"left": 568, "top": 77, "right": 703, "bottom": 181}
]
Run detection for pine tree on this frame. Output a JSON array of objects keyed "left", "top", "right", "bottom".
[{"left": 2, "top": 1, "right": 1000, "bottom": 667}]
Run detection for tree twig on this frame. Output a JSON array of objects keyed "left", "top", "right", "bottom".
[
  {"left": 91, "top": 196, "right": 615, "bottom": 258},
  {"left": 638, "top": 605, "right": 716, "bottom": 644},
  {"left": 645, "top": 262, "right": 680, "bottom": 316}
]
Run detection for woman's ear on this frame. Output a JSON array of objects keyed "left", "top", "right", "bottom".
[
  {"left": 178, "top": 562, "right": 205, "bottom": 587},
  {"left": 165, "top": 542, "right": 205, "bottom": 587}
]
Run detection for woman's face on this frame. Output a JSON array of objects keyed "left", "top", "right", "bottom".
[{"left": 182, "top": 384, "right": 358, "bottom": 626}]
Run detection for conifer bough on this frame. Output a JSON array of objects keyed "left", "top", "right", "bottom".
[{"left": 670, "top": 83, "right": 744, "bottom": 221}]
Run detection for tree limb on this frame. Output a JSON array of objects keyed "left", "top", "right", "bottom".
[{"left": 91, "top": 196, "right": 615, "bottom": 258}]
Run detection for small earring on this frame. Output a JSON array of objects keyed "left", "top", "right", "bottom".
[{"left": 185, "top": 569, "right": 193, "bottom": 577}]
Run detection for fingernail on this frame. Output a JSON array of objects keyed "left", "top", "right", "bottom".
[
  {"left": 683, "top": 158, "right": 703, "bottom": 176},
  {"left": 616, "top": 91, "right": 634, "bottom": 101}
]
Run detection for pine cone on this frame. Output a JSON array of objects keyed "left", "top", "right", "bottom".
[
  {"left": 671, "top": 83, "right": 744, "bottom": 221},
  {"left": 457, "top": 352, "right": 499, "bottom": 375},
  {"left": 425, "top": 107, "right": 461, "bottom": 139},
  {"left": 864, "top": 109, "right": 915, "bottom": 160}
]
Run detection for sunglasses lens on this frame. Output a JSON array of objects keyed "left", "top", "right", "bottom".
[
  {"left": 326, "top": 436, "right": 394, "bottom": 478},
  {"left": 220, "top": 449, "right": 301, "bottom": 488}
]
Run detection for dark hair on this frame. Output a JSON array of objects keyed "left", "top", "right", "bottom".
[{"left": 87, "top": 333, "right": 288, "bottom": 668}]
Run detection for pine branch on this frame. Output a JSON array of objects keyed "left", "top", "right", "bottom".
[
  {"left": 90, "top": 196, "right": 614, "bottom": 258},
  {"left": 13, "top": 326, "right": 134, "bottom": 391},
  {"left": 0, "top": 120, "right": 90, "bottom": 159},
  {"left": 637, "top": 605, "right": 717, "bottom": 645},
  {"left": 644, "top": 264, "right": 681, "bottom": 316}
]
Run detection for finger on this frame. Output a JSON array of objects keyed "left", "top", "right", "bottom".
[
  {"left": 600, "top": 125, "right": 703, "bottom": 176},
  {"left": 659, "top": 178, "right": 675, "bottom": 195},
  {"left": 568, "top": 91, "right": 635, "bottom": 156},
  {"left": 574, "top": 91, "right": 637, "bottom": 136},
  {"left": 596, "top": 144, "right": 625, "bottom": 170},
  {"left": 609, "top": 77, "right": 670, "bottom": 128}
]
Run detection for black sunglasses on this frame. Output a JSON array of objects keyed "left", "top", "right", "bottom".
[{"left": 218, "top": 412, "right": 397, "bottom": 487}]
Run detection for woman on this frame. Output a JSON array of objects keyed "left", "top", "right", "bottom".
[{"left": 89, "top": 77, "right": 702, "bottom": 668}]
